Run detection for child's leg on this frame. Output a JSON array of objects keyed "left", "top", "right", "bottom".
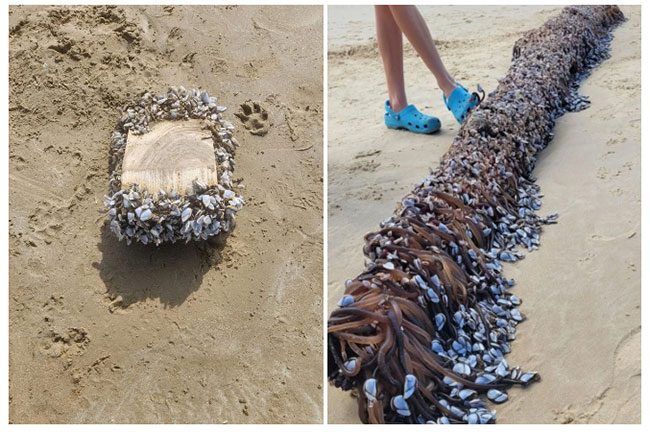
[
  {"left": 388, "top": 5, "right": 456, "bottom": 97},
  {"left": 375, "top": 5, "right": 408, "bottom": 112}
]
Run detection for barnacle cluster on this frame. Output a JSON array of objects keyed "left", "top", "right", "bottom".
[
  {"left": 328, "top": 6, "right": 624, "bottom": 424},
  {"left": 104, "top": 87, "right": 244, "bottom": 245}
]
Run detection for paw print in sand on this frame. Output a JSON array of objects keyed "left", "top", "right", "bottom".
[{"left": 234, "top": 101, "right": 270, "bottom": 136}]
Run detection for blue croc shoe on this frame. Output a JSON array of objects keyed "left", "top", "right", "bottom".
[
  {"left": 443, "top": 84, "right": 485, "bottom": 124},
  {"left": 384, "top": 100, "right": 441, "bottom": 134}
]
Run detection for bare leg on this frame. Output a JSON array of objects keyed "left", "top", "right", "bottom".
[
  {"left": 388, "top": 5, "right": 457, "bottom": 97},
  {"left": 375, "top": 5, "right": 408, "bottom": 112}
]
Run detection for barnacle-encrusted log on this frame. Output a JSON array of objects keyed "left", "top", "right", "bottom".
[
  {"left": 104, "top": 87, "right": 244, "bottom": 245},
  {"left": 328, "top": 6, "right": 624, "bottom": 424}
]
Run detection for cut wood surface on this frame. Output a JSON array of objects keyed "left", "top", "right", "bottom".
[{"left": 121, "top": 119, "right": 218, "bottom": 195}]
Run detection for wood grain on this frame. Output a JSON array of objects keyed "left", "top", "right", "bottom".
[{"left": 121, "top": 119, "right": 219, "bottom": 195}]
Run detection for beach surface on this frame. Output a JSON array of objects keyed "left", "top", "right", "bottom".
[
  {"left": 327, "top": 5, "right": 640, "bottom": 424},
  {"left": 9, "top": 5, "right": 323, "bottom": 423}
]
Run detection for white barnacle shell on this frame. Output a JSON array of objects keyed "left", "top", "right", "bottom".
[
  {"left": 181, "top": 207, "right": 192, "bottom": 222},
  {"left": 403, "top": 374, "right": 417, "bottom": 399},
  {"left": 139, "top": 209, "right": 152, "bottom": 221},
  {"left": 363, "top": 378, "right": 377, "bottom": 403},
  {"left": 200, "top": 91, "right": 211, "bottom": 105}
]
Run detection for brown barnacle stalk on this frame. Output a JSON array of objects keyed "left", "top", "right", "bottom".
[{"left": 328, "top": 5, "right": 624, "bottom": 424}]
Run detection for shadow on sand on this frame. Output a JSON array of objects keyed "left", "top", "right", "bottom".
[{"left": 93, "top": 224, "right": 226, "bottom": 308}]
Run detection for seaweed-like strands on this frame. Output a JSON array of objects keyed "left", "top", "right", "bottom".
[{"left": 328, "top": 6, "right": 624, "bottom": 424}]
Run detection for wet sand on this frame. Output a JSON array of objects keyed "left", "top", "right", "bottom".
[{"left": 327, "top": 5, "right": 640, "bottom": 424}]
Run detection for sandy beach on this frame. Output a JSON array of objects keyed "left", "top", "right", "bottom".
[
  {"left": 327, "top": 5, "right": 640, "bottom": 424},
  {"left": 9, "top": 5, "right": 322, "bottom": 423}
]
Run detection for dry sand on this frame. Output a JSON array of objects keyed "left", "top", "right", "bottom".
[
  {"left": 327, "top": 5, "right": 640, "bottom": 424},
  {"left": 9, "top": 5, "right": 322, "bottom": 423}
]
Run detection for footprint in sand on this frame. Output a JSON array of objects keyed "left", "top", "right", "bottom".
[
  {"left": 613, "top": 326, "right": 640, "bottom": 378},
  {"left": 235, "top": 101, "right": 270, "bottom": 136},
  {"left": 40, "top": 326, "right": 90, "bottom": 358},
  {"left": 27, "top": 202, "right": 65, "bottom": 245},
  {"left": 554, "top": 326, "right": 641, "bottom": 423}
]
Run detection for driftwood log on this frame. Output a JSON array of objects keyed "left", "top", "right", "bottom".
[{"left": 328, "top": 6, "right": 624, "bottom": 424}]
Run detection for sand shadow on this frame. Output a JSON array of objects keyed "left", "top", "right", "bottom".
[{"left": 94, "top": 225, "right": 226, "bottom": 308}]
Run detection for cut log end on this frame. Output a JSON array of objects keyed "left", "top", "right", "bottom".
[{"left": 121, "top": 119, "right": 219, "bottom": 195}]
